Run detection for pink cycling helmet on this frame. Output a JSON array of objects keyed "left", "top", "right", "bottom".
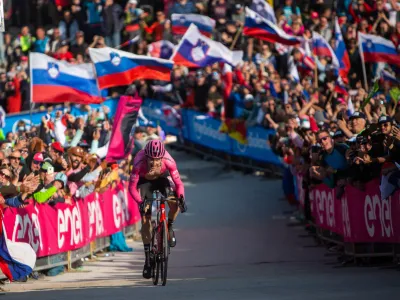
[{"left": 144, "top": 140, "right": 165, "bottom": 159}]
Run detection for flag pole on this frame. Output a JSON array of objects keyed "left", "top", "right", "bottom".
[
  {"left": 313, "top": 54, "right": 318, "bottom": 89},
  {"left": 29, "top": 52, "right": 33, "bottom": 124},
  {"left": 357, "top": 35, "right": 369, "bottom": 90},
  {"left": 230, "top": 23, "right": 244, "bottom": 50}
]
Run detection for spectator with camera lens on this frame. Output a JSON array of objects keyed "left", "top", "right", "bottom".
[{"left": 310, "top": 129, "right": 349, "bottom": 188}]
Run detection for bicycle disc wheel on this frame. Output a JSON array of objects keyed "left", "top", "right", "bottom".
[
  {"left": 151, "top": 227, "right": 159, "bottom": 286},
  {"left": 160, "top": 220, "right": 169, "bottom": 286}
]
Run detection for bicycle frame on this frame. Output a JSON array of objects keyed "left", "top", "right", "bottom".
[{"left": 148, "top": 191, "right": 179, "bottom": 286}]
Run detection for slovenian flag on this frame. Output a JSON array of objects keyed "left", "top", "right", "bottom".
[
  {"left": 312, "top": 31, "right": 339, "bottom": 69},
  {"left": 243, "top": 8, "right": 302, "bottom": 46},
  {"left": 171, "top": 14, "right": 215, "bottom": 37},
  {"left": 334, "top": 18, "right": 350, "bottom": 81},
  {"left": 30, "top": 52, "right": 103, "bottom": 104},
  {"left": 89, "top": 47, "right": 174, "bottom": 90},
  {"left": 0, "top": 213, "right": 36, "bottom": 281},
  {"left": 335, "top": 76, "right": 348, "bottom": 95},
  {"left": 171, "top": 24, "right": 243, "bottom": 68},
  {"left": 250, "top": 0, "right": 277, "bottom": 24},
  {"left": 148, "top": 40, "right": 175, "bottom": 59},
  {"left": 358, "top": 32, "right": 400, "bottom": 67},
  {"left": 381, "top": 69, "right": 400, "bottom": 85}
]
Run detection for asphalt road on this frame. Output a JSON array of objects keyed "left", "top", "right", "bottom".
[{"left": 4, "top": 150, "right": 400, "bottom": 299}]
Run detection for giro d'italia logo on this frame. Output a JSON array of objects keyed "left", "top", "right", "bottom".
[
  {"left": 110, "top": 52, "right": 121, "bottom": 66},
  {"left": 47, "top": 62, "right": 60, "bottom": 79}
]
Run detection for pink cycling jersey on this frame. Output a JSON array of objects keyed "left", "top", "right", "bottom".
[{"left": 128, "top": 149, "right": 185, "bottom": 203}]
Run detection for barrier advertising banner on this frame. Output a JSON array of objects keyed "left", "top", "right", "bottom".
[
  {"left": 309, "top": 184, "right": 343, "bottom": 236},
  {"left": 344, "top": 180, "right": 399, "bottom": 243},
  {"left": 182, "top": 109, "right": 233, "bottom": 153},
  {"left": 3, "top": 183, "right": 140, "bottom": 257},
  {"left": 309, "top": 180, "right": 400, "bottom": 243},
  {"left": 231, "top": 126, "right": 282, "bottom": 165},
  {"left": 141, "top": 99, "right": 181, "bottom": 136}
]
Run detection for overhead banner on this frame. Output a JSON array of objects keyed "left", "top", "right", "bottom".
[{"left": 3, "top": 183, "right": 140, "bottom": 257}]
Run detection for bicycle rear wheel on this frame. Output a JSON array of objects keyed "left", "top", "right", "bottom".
[{"left": 160, "top": 220, "right": 169, "bottom": 286}]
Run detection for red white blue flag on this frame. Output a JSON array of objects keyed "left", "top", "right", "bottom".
[
  {"left": 358, "top": 32, "right": 400, "bottom": 67},
  {"left": 171, "top": 24, "right": 243, "bottom": 68},
  {"left": 334, "top": 18, "right": 350, "bottom": 81},
  {"left": 30, "top": 52, "right": 103, "bottom": 104},
  {"left": 243, "top": 8, "right": 302, "bottom": 46},
  {"left": 89, "top": 47, "right": 173, "bottom": 90},
  {"left": 312, "top": 31, "right": 339, "bottom": 69},
  {"left": 250, "top": 0, "right": 277, "bottom": 24},
  {"left": 171, "top": 14, "right": 215, "bottom": 37},
  {"left": 0, "top": 213, "right": 36, "bottom": 281}
]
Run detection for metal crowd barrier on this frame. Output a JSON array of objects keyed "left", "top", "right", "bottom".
[
  {"left": 0, "top": 224, "right": 137, "bottom": 280},
  {"left": 169, "top": 140, "right": 284, "bottom": 178}
]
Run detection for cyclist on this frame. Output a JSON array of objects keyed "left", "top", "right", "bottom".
[{"left": 128, "top": 140, "right": 187, "bottom": 279}]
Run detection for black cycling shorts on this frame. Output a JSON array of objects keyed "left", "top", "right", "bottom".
[{"left": 138, "top": 174, "right": 171, "bottom": 201}]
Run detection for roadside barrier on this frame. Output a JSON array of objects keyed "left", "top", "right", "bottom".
[
  {"left": 1, "top": 183, "right": 140, "bottom": 278},
  {"left": 297, "top": 174, "right": 400, "bottom": 262}
]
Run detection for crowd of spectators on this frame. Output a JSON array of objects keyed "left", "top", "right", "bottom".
[
  {"left": 0, "top": 0, "right": 399, "bottom": 201},
  {"left": 0, "top": 100, "right": 164, "bottom": 211}
]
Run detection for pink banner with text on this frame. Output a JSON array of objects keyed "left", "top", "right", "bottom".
[
  {"left": 3, "top": 183, "right": 141, "bottom": 257},
  {"left": 308, "top": 180, "right": 400, "bottom": 243}
]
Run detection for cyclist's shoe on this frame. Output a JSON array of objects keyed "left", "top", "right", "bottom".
[
  {"left": 168, "top": 226, "right": 176, "bottom": 248},
  {"left": 142, "top": 262, "right": 152, "bottom": 279}
]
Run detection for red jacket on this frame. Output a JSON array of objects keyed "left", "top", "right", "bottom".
[
  {"left": 7, "top": 78, "right": 21, "bottom": 113},
  {"left": 55, "top": 0, "right": 69, "bottom": 7}
]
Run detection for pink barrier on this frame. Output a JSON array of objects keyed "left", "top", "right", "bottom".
[
  {"left": 306, "top": 179, "right": 400, "bottom": 243},
  {"left": 309, "top": 184, "right": 343, "bottom": 236},
  {"left": 3, "top": 183, "right": 141, "bottom": 257}
]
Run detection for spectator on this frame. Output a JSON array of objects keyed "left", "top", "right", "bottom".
[
  {"left": 59, "top": 10, "right": 80, "bottom": 44},
  {"left": 33, "top": 27, "right": 50, "bottom": 54},
  {"left": 143, "top": 11, "right": 171, "bottom": 42},
  {"left": 169, "top": 0, "right": 196, "bottom": 17},
  {"left": 102, "top": 0, "right": 124, "bottom": 48},
  {"left": 124, "top": 0, "right": 144, "bottom": 42},
  {"left": 49, "top": 27, "right": 63, "bottom": 54},
  {"left": 70, "top": 31, "right": 89, "bottom": 57},
  {"left": 71, "top": 0, "right": 87, "bottom": 31},
  {"left": 52, "top": 40, "right": 74, "bottom": 61},
  {"left": 84, "top": 0, "right": 104, "bottom": 42},
  {"left": 14, "top": 26, "right": 35, "bottom": 55},
  {"left": 132, "top": 127, "right": 147, "bottom": 157},
  {"left": 29, "top": 152, "right": 44, "bottom": 175},
  {"left": 310, "top": 129, "right": 349, "bottom": 187}
]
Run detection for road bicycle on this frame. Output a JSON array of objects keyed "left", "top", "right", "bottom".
[{"left": 144, "top": 191, "right": 185, "bottom": 286}]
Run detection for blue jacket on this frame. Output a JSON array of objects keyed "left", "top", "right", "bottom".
[
  {"left": 168, "top": 1, "right": 196, "bottom": 17},
  {"left": 5, "top": 195, "right": 25, "bottom": 208}
]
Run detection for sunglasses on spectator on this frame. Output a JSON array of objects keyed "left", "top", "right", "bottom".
[
  {"left": 380, "top": 123, "right": 390, "bottom": 128},
  {"left": 318, "top": 136, "right": 330, "bottom": 143},
  {"left": 9, "top": 156, "right": 20, "bottom": 161},
  {"left": 0, "top": 172, "right": 11, "bottom": 180},
  {"left": 33, "top": 160, "right": 43, "bottom": 165},
  {"left": 21, "top": 149, "right": 28, "bottom": 154}
]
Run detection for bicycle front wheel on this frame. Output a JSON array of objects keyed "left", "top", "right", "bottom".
[
  {"left": 151, "top": 227, "right": 159, "bottom": 286},
  {"left": 160, "top": 220, "right": 169, "bottom": 286}
]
